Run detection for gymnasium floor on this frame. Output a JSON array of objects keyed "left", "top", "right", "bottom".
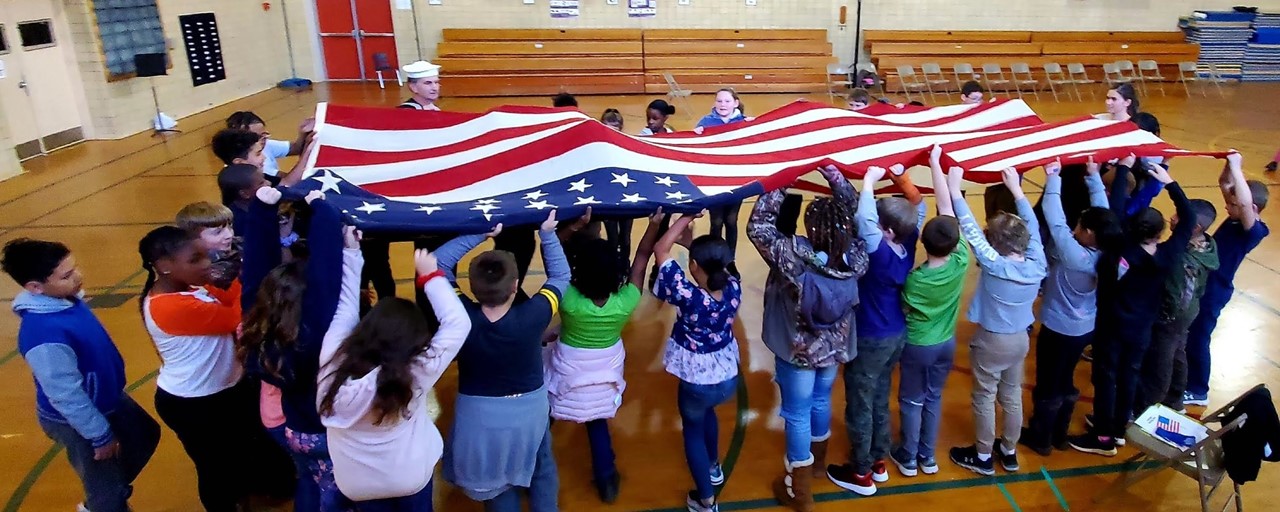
[{"left": 1, "top": 81, "right": 1278, "bottom": 511}]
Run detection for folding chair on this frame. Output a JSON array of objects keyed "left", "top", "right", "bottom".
[
  {"left": 953, "top": 63, "right": 976, "bottom": 96},
  {"left": 981, "top": 63, "right": 1014, "bottom": 97},
  {"left": 895, "top": 65, "right": 930, "bottom": 103},
  {"left": 372, "top": 52, "right": 402, "bottom": 89},
  {"left": 1009, "top": 62, "right": 1041, "bottom": 100},
  {"left": 1098, "top": 384, "right": 1263, "bottom": 512},
  {"left": 1178, "top": 61, "right": 1206, "bottom": 97},
  {"left": 1067, "top": 63, "right": 1098, "bottom": 99},
  {"left": 827, "top": 63, "right": 854, "bottom": 104},
  {"left": 855, "top": 63, "right": 883, "bottom": 95},
  {"left": 1116, "top": 59, "right": 1143, "bottom": 93},
  {"left": 920, "top": 63, "right": 955, "bottom": 101},
  {"left": 1104, "top": 62, "right": 1135, "bottom": 88},
  {"left": 1043, "top": 63, "right": 1079, "bottom": 102},
  {"left": 662, "top": 73, "right": 695, "bottom": 120},
  {"left": 1138, "top": 60, "right": 1167, "bottom": 96},
  {"left": 1205, "top": 63, "right": 1229, "bottom": 98}
]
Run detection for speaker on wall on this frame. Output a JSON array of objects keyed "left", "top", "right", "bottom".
[{"left": 134, "top": 53, "right": 167, "bottom": 77}]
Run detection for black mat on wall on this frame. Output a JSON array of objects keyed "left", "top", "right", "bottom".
[{"left": 178, "top": 13, "right": 225, "bottom": 87}]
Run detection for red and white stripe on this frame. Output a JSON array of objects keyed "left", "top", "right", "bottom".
[{"left": 303, "top": 99, "right": 1221, "bottom": 205}]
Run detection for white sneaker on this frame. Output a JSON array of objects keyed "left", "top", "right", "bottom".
[{"left": 77, "top": 504, "right": 91, "bottom": 512}]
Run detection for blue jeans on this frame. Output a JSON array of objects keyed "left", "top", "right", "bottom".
[
  {"left": 844, "top": 333, "right": 906, "bottom": 474},
  {"left": 895, "top": 338, "right": 955, "bottom": 461},
  {"left": 356, "top": 480, "right": 433, "bottom": 512},
  {"left": 483, "top": 424, "right": 558, "bottom": 512},
  {"left": 585, "top": 419, "right": 617, "bottom": 483},
  {"left": 678, "top": 377, "right": 737, "bottom": 501},
  {"left": 38, "top": 395, "right": 161, "bottom": 512},
  {"left": 774, "top": 356, "right": 838, "bottom": 463},
  {"left": 1186, "top": 290, "right": 1230, "bottom": 396}
]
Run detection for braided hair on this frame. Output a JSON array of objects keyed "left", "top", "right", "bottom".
[
  {"left": 804, "top": 197, "right": 857, "bottom": 272},
  {"left": 137, "top": 226, "right": 197, "bottom": 312}
]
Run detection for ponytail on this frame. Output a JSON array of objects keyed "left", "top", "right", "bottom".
[
  {"left": 688, "top": 234, "right": 734, "bottom": 292},
  {"left": 137, "top": 226, "right": 197, "bottom": 310}
]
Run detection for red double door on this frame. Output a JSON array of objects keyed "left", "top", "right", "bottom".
[{"left": 316, "top": 0, "right": 399, "bottom": 80}]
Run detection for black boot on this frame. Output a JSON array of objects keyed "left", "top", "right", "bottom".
[
  {"left": 1020, "top": 398, "right": 1058, "bottom": 456},
  {"left": 1052, "top": 394, "right": 1080, "bottom": 451}
]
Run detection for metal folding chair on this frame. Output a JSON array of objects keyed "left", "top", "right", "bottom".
[
  {"left": 372, "top": 52, "right": 402, "bottom": 89},
  {"left": 1104, "top": 62, "right": 1135, "bottom": 88},
  {"left": 895, "top": 65, "right": 930, "bottom": 103},
  {"left": 1043, "top": 63, "right": 1079, "bottom": 101},
  {"left": 1116, "top": 59, "right": 1143, "bottom": 93},
  {"left": 1010, "top": 62, "right": 1041, "bottom": 100},
  {"left": 1067, "top": 63, "right": 1099, "bottom": 99},
  {"left": 920, "top": 63, "right": 954, "bottom": 101},
  {"left": 1138, "top": 60, "right": 1167, "bottom": 96},
  {"left": 981, "top": 63, "right": 1014, "bottom": 97},
  {"left": 827, "top": 63, "right": 854, "bottom": 104},
  {"left": 1098, "top": 384, "right": 1263, "bottom": 512},
  {"left": 953, "top": 63, "right": 976, "bottom": 97},
  {"left": 662, "top": 73, "right": 695, "bottom": 120}
]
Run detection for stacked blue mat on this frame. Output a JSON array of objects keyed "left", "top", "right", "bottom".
[
  {"left": 1181, "top": 10, "right": 1255, "bottom": 79},
  {"left": 1245, "top": 14, "right": 1280, "bottom": 81}
]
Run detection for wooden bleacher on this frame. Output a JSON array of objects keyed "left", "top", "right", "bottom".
[
  {"left": 865, "top": 30, "right": 1197, "bottom": 93},
  {"left": 436, "top": 29, "right": 646, "bottom": 96},
  {"left": 437, "top": 28, "right": 836, "bottom": 97}
]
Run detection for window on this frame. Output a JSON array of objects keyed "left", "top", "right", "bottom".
[
  {"left": 92, "top": 0, "right": 167, "bottom": 79},
  {"left": 17, "top": 20, "right": 54, "bottom": 50},
  {"left": 0, "top": 25, "right": 9, "bottom": 55}
]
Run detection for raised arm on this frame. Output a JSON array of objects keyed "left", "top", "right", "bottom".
[
  {"left": 1153, "top": 166, "right": 1195, "bottom": 266},
  {"left": 930, "top": 144, "right": 955, "bottom": 216},
  {"left": 889, "top": 163, "right": 926, "bottom": 231},
  {"left": 826, "top": 164, "right": 859, "bottom": 212},
  {"left": 1109, "top": 155, "right": 1136, "bottom": 218},
  {"left": 538, "top": 211, "right": 570, "bottom": 295},
  {"left": 948, "top": 166, "right": 1002, "bottom": 268},
  {"left": 857, "top": 166, "right": 887, "bottom": 248},
  {"left": 410, "top": 250, "right": 472, "bottom": 390},
  {"left": 628, "top": 209, "right": 665, "bottom": 288},
  {"left": 1222, "top": 152, "right": 1257, "bottom": 230},
  {"left": 747, "top": 189, "right": 792, "bottom": 267},
  {"left": 435, "top": 228, "right": 495, "bottom": 284},
  {"left": 1004, "top": 167, "right": 1042, "bottom": 250},
  {"left": 1043, "top": 162, "right": 1099, "bottom": 272},
  {"left": 655, "top": 214, "right": 697, "bottom": 265},
  {"left": 298, "top": 198, "right": 346, "bottom": 349},
  {"left": 1084, "top": 157, "right": 1109, "bottom": 209},
  {"left": 318, "top": 226, "right": 366, "bottom": 369},
  {"left": 241, "top": 187, "right": 286, "bottom": 311}
]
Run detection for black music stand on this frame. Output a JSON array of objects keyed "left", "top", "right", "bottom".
[{"left": 135, "top": 53, "right": 179, "bottom": 136}]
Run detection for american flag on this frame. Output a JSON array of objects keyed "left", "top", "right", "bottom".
[
  {"left": 1158, "top": 415, "right": 1182, "bottom": 434},
  {"left": 294, "top": 99, "right": 1223, "bottom": 233}
]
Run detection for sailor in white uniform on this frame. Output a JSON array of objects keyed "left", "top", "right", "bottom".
[{"left": 399, "top": 60, "right": 442, "bottom": 110}]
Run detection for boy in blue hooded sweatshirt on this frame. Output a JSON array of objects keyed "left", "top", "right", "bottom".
[{"left": 5, "top": 238, "right": 160, "bottom": 512}]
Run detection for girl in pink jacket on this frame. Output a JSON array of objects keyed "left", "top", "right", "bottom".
[
  {"left": 317, "top": 234, "right": 472, "bottom": 511},
  {"left": 544, "top": 210, "right": 663, "bottom": 503}
]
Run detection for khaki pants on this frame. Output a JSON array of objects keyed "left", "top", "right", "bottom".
[{"left": 969, "top": 328, "right": 1030, "bottom": 454}]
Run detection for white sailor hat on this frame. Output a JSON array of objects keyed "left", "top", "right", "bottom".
[{"left": 403, "top": 60, "right": 441, "bottom": 79}]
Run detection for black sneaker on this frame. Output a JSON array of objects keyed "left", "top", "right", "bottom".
[
  {"left": 1266, "top": 161, "right": 1277, "bottom": 172},
  {"left": 1084, "top": 415, "right": 1126, "bottom": 446},
  {"left": 949, "top": 445, "right": 995, "bottom": 476},
  {"left": 996, "top": 439, "right": 1020, "bottom": 472},
  {"left": 596, "top": 472, "right": 621, "bottom": 504},
  {"left": 686, "top": 491, "right": 719, "bottom": 512},
  {"left": 1067, "top": 434, "right": 1117, "bottom": 457},
  {"left": 1017, "top": 427, "right": 1052, "bottom": 457}
]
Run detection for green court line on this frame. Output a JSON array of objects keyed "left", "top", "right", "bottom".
[
  {"left": 716, "top": 370, "right": 751, "bottom": 497},
  {"left": 4, "top": 369, "right": 158, "bottom": 512},
  {"left": 639, "top": 460, "right": 1156, "bottom": 512},
  {"left": 1042, "top": 465, "right": 1071, "bottom": 510},
  {"left": 995, "top": 479, "right": 1024, "bottom": 512}
]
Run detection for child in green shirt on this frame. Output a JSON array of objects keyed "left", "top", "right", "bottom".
[{"left": 890, "top": 146, "right": 971, "bottom": 477}]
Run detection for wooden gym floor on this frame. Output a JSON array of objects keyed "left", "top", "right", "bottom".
[{"left": 1, "top": 82, "right": 1278, "bottom": 511}]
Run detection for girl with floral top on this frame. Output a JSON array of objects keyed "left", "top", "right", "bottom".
[{"left": 650, "top": 213, "right": 741, "bottom": 512}]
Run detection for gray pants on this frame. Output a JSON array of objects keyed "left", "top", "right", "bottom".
[{"left": 969, "top": 328, "right": 1029, "bottom": 454}]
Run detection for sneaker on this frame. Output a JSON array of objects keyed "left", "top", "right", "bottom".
[
  {"left": 826, "top": 463, "right": 877, "bottom": 496},
  {"left": 871, "top": 459, "right": 889, "bottom": 483},
  {"left": 1083, "top": 415, "right": 1127, "bottom": 446},
  {"left": 996, "top": 439, "right": 1020, "bottom": 472},
  {"left": 686, "top": 491, "right": 719, "bottom": 512},
  {"left": 709, "top": 462, "right": 725, "bottom": 486},
  {"left": 890, "top": 449, "right": 918, "bottom": 477},
  {"left": 949, "top": 445, "right": 995, "bottom": 476},
  {"left": 77, "top": 505, "right": 90, "bottom": 512},
  {"left": 1266, "top": 161, "right": 1278, "bottom": 172},
  {"left": 1184, "top": 392, "right": 1210, "bottom": 407},
  {"left": 1067, "top": 434, "right": 1118, "bottom": 457},
  {"left": 918, "top": 456, "right": 940, "bottom": 475}
]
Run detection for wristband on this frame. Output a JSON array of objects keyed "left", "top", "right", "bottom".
[{"left": 416, "top": 269, "right": 445, "bottom": 290}]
